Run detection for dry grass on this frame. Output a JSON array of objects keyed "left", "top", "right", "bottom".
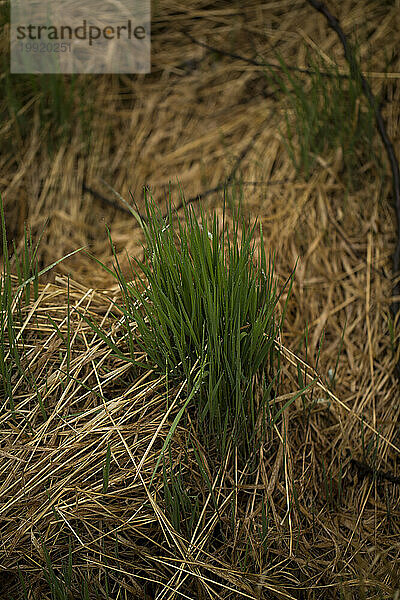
[{"left": 1, "top": 0, "right": 400, "bottom": 598}]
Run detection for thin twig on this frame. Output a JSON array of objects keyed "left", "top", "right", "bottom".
[
  {"left": 83, "top": 126, "right": 270, "bottom": 222},
  {"left": 83, "top": 179, "right": 283, "bottom": 220},
  {"left": 182, "top": 30, "right": 349, "bottom": 79},
  {"left": 171, "top": 126, "right": 266, "bottom": 215},
  {"left": 82, "top": 182, "right": 132, "bottom": 215}
]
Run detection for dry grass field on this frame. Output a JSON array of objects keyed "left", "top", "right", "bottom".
[{"left": 1, "top": 1, "right": 400, "bottom": 598}]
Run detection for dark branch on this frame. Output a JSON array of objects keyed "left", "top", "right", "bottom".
[
  {"left": 82, "top": 183, "right": 133, "bottom": 215},
  {"left": 182, "top": 30, "right": 349, "bottom": 79},
  {"left": 171, "top": 126, "right": 266, "bottom": 215},
  {"left": 84, "top": 124, "right": 270, "bottom": 223}
]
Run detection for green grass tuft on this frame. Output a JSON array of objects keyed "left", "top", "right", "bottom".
[
  {"left": 86, "top": 192, "right": 294, "bottom": 464},
  {"left": 265, "top": 45, "right": 379, "bottom": 188}
]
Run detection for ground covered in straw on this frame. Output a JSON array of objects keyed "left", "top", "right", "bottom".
[{"left": 1, "top": 1, "right": 400, "bottom": 598}]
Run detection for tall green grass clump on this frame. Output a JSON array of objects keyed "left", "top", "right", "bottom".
[
  {"left": 265, "top": 46, "right": 378, "bottom": 188},
  {"left": 89, "top": 193, "right": 292, "bottom": 461}
]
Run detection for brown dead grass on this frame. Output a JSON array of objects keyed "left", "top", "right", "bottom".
[{"left": 1, "top": 0, "right": 400, "bottom": 598}]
